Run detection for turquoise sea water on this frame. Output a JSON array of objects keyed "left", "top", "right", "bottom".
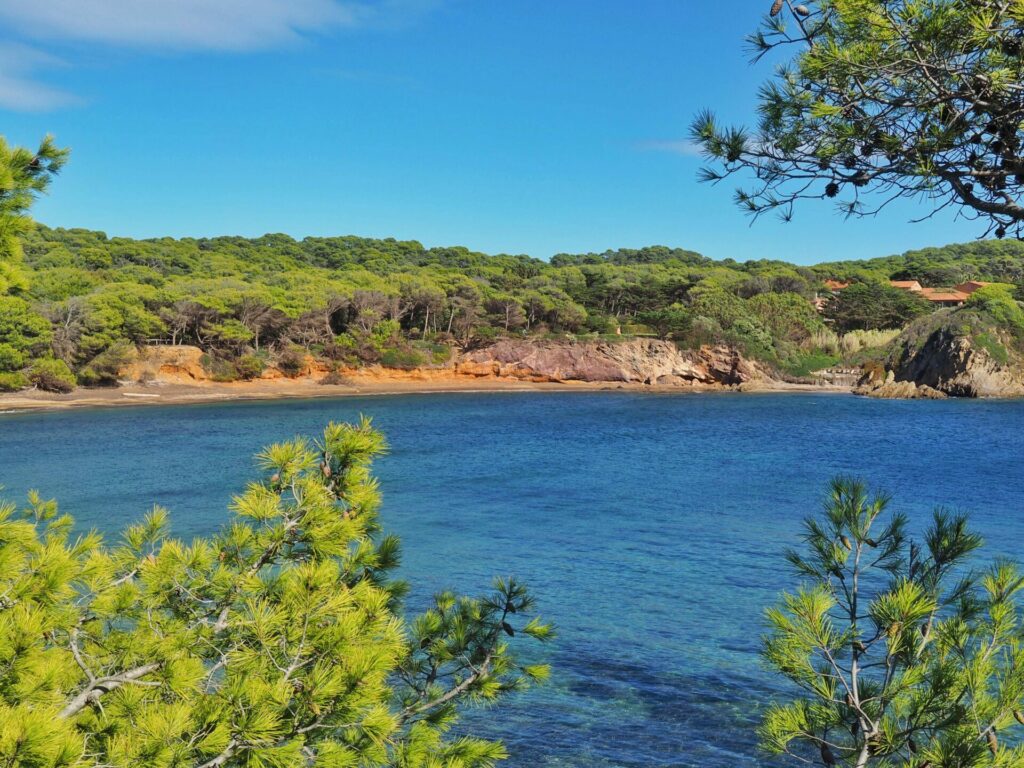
[{"left": 1, "top": 392, "right": 1022, "bottom": 766}]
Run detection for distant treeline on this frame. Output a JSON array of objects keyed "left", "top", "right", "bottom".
[{"left": 2, "top": 224, "right": 1023, "bottom": 391}]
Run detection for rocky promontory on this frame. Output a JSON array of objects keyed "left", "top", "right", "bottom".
[{"left": 854, "top": 309, "right": 1024, "bottom": 399}]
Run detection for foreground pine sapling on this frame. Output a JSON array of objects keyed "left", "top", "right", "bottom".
[
  {"left": 0, "top": 418, "right": 551, "bottom": 768},
  {"left": 762, "top": 477, "right": 1024, "bottom": 767}
]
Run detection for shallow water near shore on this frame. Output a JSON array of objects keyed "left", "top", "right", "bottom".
[{"left": 1, "top": 392, "right": 1022, "bottom": 766}]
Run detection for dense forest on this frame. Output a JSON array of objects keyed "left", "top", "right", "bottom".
[{"left": 2, "top": 224, "right": 1024, "bottom": 392}]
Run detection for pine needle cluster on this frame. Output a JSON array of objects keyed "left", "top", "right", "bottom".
[
  {"left": 762, "top": 477, "right": 1024, "bottom": 767},
  {"left": 0, "top": 418, "right": 551, "bottom": 768}
]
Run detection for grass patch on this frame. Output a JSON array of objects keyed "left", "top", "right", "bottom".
[{"left": 779, "top": 352, "right": 841, "bottom": 378}]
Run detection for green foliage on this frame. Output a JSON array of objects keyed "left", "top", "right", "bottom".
[
  {"left": 200, "top": 354, "right": 241, "bottom": 383},
  {"left": 638, "top": 304, "right": 692, "bottom": 340},
  {"left": 379, "top": 348, "right": 426, "bottom": 370},
  {"left": 762, "top": 477, "right": 1024, "bottom": 767},
  {"left": 694, "top": 0, "right": 1024, "bottom": 238},
  {"left": 0, "top": 343, "right": 25, "bottom": 372},
  {"left": 235, "top": 354, "right": 266, "bottom": 381},
  {"left": 826, "top": 282, "right": 931, "bottom": 332},
  {"left": 973, "top": 331, "right": 1010, "bottom": 364},
  {"left": 3, "top": 220, "right": 1023, "bottom": 393},
  {"left": 276, "top": 346, "right": 307, "bottom": 378},
  {"left": 780, "top": 351, "right": 841, "bottom": 378},
  {"left": 966, "top": 284, "right": 1024, "bottom": 334},
  {"left": 77, "top": 341, "right": 135, "bottom": 387},
  {"left": 0, "top": 421, "right": 551, "bottom": 768},
  {"left": 0, "top": 371, "right": 27, "bottom": 391},
  {"left": 0, "top": 135, "right": 68, "bottom": 295},
  {"left": 748, "top": 292, "right": 824, "bottom": 344},
  {"left": 27, "top": 357, "right": 76, "bottom": 393}
]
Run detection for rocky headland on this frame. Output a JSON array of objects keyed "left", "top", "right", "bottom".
[{"left": 853, "top": 308, "right": 1024, "bottom": 399}]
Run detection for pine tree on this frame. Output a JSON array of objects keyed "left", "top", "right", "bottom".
[
  {"left": 694, "top": 0, "right": 1024, "bottom": 238},
  {"left": 762, "top": 477, "right": 1024, "bottom": 767},
  {"left": 0, "top": 134, "right": 67, "bottom": 295},
  {"left": 0, "top": 419, "right": 551, "bottom": 768}
]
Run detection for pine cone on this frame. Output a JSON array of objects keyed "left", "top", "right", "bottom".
[{"left": 770, "top": 0, "right": 784, "bottom": 16}]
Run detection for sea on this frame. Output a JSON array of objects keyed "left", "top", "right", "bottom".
[{"left": 1, "top": 391, "right": 1022, "bottom": 766}]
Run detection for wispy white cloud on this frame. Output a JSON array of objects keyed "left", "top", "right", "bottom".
[
  {"left": 635, "top": 139, "right": 704, "bottom": 158},
  {"left": 0, "top": 42, "right": 77, "bottom": 110},
  {"left": 0, "top": 0, "right": 442, "bottom": 110}
]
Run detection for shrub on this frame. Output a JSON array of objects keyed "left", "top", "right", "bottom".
[
  {"left": 0, "top": 371, "right": 27, "bottom": 392},
  {"left": 319, "top": 369, "right": 352, "bottom": 386},
  {"left": 276, "top": 345, "right": 308, "bottom": 377},
  {"left": 779, "top": 351, "right": 841, "bottom": 378},
  {"left": 200, "top": 355, "right": 240, "bottom": 383},
  {"left": 77, "top": 342, "right": 136, "bottom": 387},
  {"left": 235, "top": 354, "right": 265, "bottom": 381},
  {"left": 28, "top": 358, "right": 77, "bottom": 393},
  {"left": 966, "top": 284, "right": 1024, "bottom": 335},
  {"left": 0, "top": 343, "right": 25, "bottom": 372},
  {"left": 974, "top": 331, "right": 1010, "bottom": 364},
  {"left": 379, "top": 347, "right": 426, "bottom": 369},
  {"left": 370, "top": 319, "right": 401, "bottom": 350}
]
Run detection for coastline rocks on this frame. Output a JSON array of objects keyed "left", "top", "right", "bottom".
[
  {"left": 852, "top": 318, "right": 1024, "bottom": 399},
  {"left": 854, "top": 375, "right": 947, "bottom": 400},
  {"left": 456, "top": 338, "right": 769, "bottom": 388},
  {"left": 888, "top": 325, "right": 1024, "bottom": 398}
]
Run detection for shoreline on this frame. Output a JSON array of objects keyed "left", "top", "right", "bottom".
[{"left": 0, "top": 375, "right": 851, "bottom": 414}]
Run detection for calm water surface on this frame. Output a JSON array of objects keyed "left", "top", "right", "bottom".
[{"left": 1, "top": 392, "right": 1022, "bottom": 766}]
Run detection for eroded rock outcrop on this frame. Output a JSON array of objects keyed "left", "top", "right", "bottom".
[
  {"left": 121, "top": 345, "right": 206, "bottom": 384},
  {"left": 455, "top": 338, "right": 770, "bottom": 388},
  {"left": 853, "top": 314, "right": 1024, "bottom": 399},
  {"left": 889, "top": 326, "right": 1024, "bottom": 398}
]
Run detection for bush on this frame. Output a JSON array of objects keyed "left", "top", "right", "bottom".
[
  {"left": 276, "top": 345, "right": 308, "bottom": 377},
  {"left": 966, "top": 284, "right": 1024, "bottom": 335},
  {"left": 0, "top": 371, "right": 27, "bottom": 392},
  {"left": 78, "top": 342, "right": 136, "bottom": 387},
  {"left": 379, "top": 347, "right": 426, "bottom": 369},
  {"left": 28, "top": 358, "right": 77, "bottom": 393},
  {"left": 200, "top": 355, "right": 239, "bottom": 383},
  {"left": 235, "top": 354, "right": 266, "bottom": 381},
  {"left": 0, "top": 343, "right": 25, "bottom": 372},
  {"left": 779, "top": 351, "right": 841, "bottom": 378},
  {"left": 320, "top": 369, "right": 353, "bottom": 386}
]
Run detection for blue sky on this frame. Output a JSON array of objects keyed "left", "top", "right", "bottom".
[{"left": 0, "top": 0, "right": 980, "bottom": 263}]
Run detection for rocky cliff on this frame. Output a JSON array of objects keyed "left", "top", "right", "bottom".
[
  {"left": 855, "top": 313, "right": 1024, "bottom": 399},
  {"left": 120, "top": 339, "right": 774, "bottom": 390},
  {"left": 455, "top": 338, "right": 771, "bottom": 388}
]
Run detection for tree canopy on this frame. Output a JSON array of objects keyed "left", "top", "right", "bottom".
[
  {"left": 0, "top": 135, "right": 67, "bottom": 295},
  {"left": 693, "top": 0, "right": 1024, "bottom": 238},
  {"left": 762, "top": 477, "right": 1024, "bottom": 767},
  {"left": 0, "top": 419, "right": 552, "bottom": 768}
]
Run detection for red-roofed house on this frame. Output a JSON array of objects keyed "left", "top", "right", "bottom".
[
  {"left": 890, "top": 280, "right": 923, "bottom": 292},
  {"left": 954, "top": 281, "right": 993, "bottom": 295},
  {"left": 919, "top": 288, "right": 969, "bottom": 307},
  {"left": 823, "top": 279, "right": 850, "bottom": 291}
]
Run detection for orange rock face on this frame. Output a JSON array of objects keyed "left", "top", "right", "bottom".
[{"left": 121, "top": 339, "right": 771, "bottom": 391}]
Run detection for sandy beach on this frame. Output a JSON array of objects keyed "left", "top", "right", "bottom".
[{"left": 0, "top": 372, "right": 849, "bottom": 414}]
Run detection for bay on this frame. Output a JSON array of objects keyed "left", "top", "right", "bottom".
[{"left": 1, "top": 392, "right": 1022, "bottom": 766}]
